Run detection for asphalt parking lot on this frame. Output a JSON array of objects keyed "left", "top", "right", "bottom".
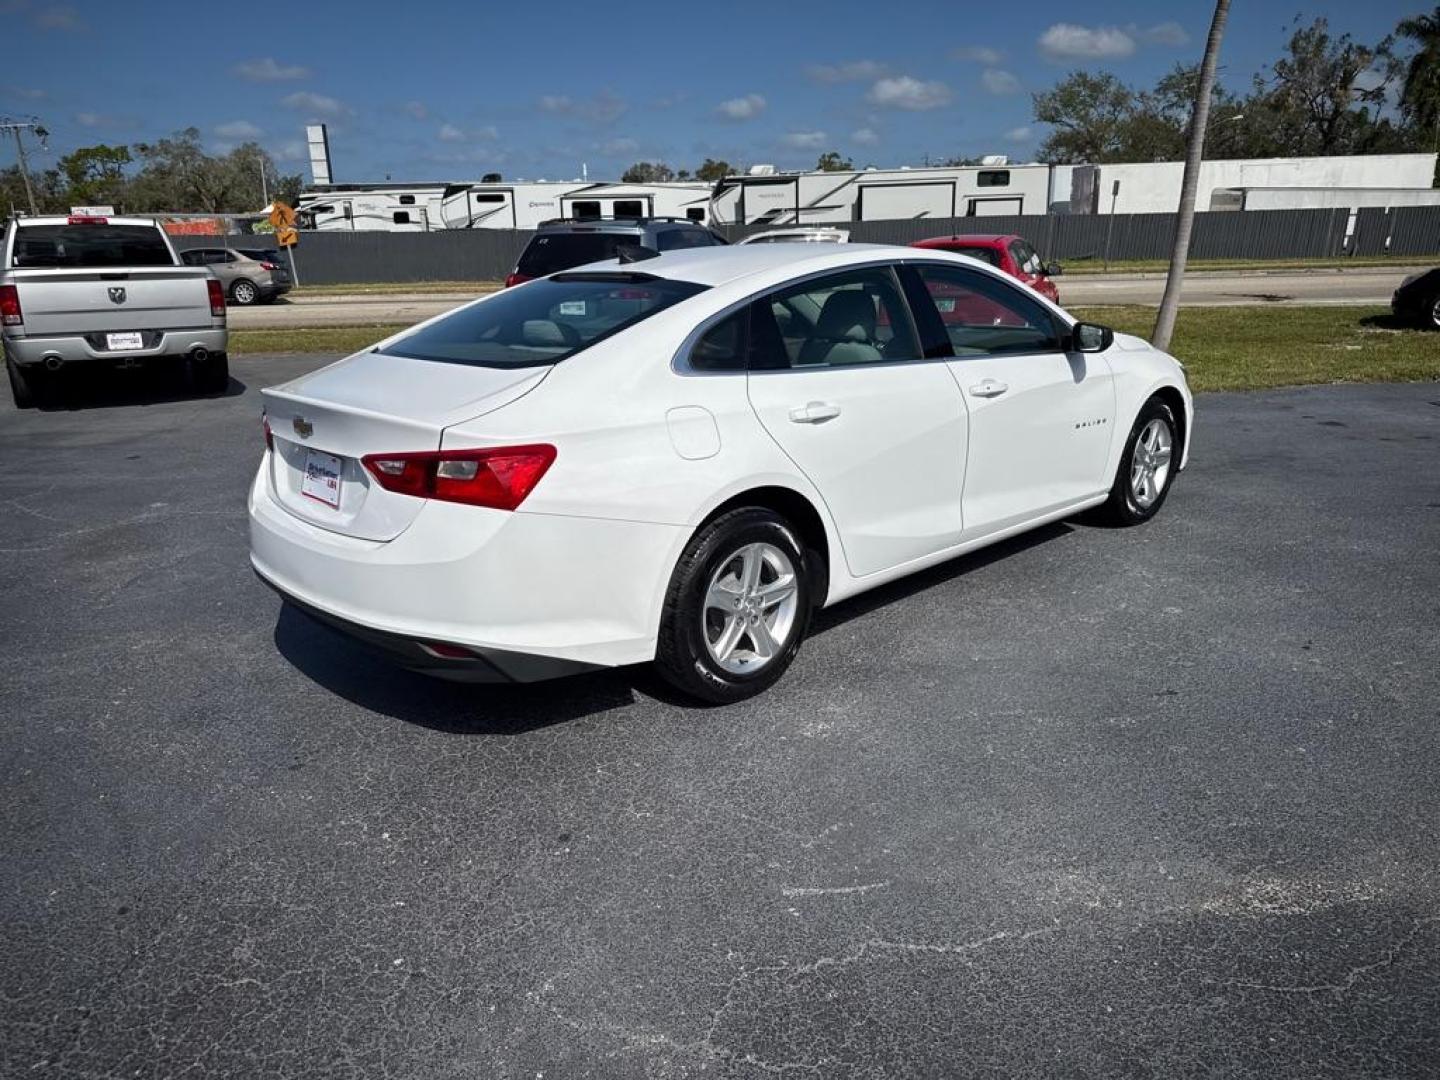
[{"left": 3, "top": 358, "right": 1439, "bottom": 1078}]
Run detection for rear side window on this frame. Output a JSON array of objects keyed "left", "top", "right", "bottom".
[
  {"left": 12, "top": 224, "right": 174, "bottom": 268},
  {"left": 516, "top": 232, "right": 642, "bottom": 277},
  {"left": 380, "top": 273, "right": 708, "bottom": 369}
]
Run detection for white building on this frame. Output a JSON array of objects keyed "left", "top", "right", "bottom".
[{"left": 1069, "top": 153, "right": 1438, "bottom": 214}]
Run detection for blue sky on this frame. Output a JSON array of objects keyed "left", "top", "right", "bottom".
[{"left": 0, "top": 0, "right": 1421, "bottom": 185}]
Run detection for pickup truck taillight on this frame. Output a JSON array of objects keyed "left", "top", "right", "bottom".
[
  {"left": 0, "top": 284, "right": 21, "bottom": 327},
  {"left": 207, "top": 278, "right": 226, "bottom": 318}
]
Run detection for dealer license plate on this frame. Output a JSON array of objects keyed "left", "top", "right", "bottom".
[
  {"left": 106, "top": 331, "right": 144, "bottom": 351},
  {"left": 301, "top": 449, "right": 344, "bottom": 509}
]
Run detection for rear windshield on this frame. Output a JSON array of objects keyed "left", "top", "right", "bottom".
[
  {"left": 944, "top": 245, "right": 1002, "bottom": 268},
  {"left": 379, "top": 273, "right": 708, "bottom": 368},
  {"left": 11, "top": 224, "right": 175, "bottom": 268},
  {"left": 516, "top": 232, "right": 641, "bottom": 277}
]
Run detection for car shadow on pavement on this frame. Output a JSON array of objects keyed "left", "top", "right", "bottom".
[
  {"left": 34, "top": 371, "right": 245, "bottom": 411},
  {"left": 272, "top": 604, "right": 640, "bottom": 734},
  {"left": 809, "top": 521, "right": 1074, "bottom": 637}
]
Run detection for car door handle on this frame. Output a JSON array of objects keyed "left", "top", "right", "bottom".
[
  {"left": 788, "top": 401, "right": 842, "bottom": 424},
  {"left": 968, "top": 380, "right": 1009, "bottom": 398}
]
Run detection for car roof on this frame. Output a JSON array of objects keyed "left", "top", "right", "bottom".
[
  {"left": 911, "top": 234, "right": 1015, "bottom": 247},
  {"left": 536, "top": 218, "right": 704, "bottom": 234},
  {"left": 10, "top": 215, "right": 163, "bottom": 228},
  {"left": 579, "top": 242, "right": 961, "bottom": 288}
]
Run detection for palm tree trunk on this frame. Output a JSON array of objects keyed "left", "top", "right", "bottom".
[{"left": 1151, "top": 0, "right": 1231, "bottom": 352}]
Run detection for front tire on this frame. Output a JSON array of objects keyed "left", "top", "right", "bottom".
[
  {"left": 1427, "top": 292, "right": 1440, "bottom": 331},
  {"left": 654, "top": 508, "right": 812, "bottom": 704},
  {"left": 231, "top": 279, "right": 259, "bottom": 306},
  {"left": 1099, "top": 396, "right": 1179, "bottom": 526}
]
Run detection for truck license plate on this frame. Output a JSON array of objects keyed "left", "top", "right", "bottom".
[
  {"left": 106, "top": 332, "right": 144, "bottom": 351},
  {"left": 301, "top": 450, "right": 344, "bottom": 509}
]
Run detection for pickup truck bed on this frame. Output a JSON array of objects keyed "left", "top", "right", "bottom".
[{"left": 2, "top": 216, "right": 229, "bottom": 408}]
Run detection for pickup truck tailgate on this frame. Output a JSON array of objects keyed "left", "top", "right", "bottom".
[{"left": 13, "top": 269, "right": 215, "bottom": 335}]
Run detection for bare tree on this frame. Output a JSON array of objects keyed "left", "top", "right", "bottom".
[{"left": 1152, "top": 0, "right": 1230, "bottom": 353}]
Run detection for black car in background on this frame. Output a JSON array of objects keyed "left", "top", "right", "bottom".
[{"left": 1391, "top": 267, "right": 1440, "bottom": 329}]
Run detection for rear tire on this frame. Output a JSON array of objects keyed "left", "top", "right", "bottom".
[
  {"left": 654, "top": 508, "right": 812, "bottom": 704},
  {"left": 6, "top": 354, "right": 42, "bottom": 409},
  {"left": 1099, "top": 396, "right": 1179, "bottom": 526}
]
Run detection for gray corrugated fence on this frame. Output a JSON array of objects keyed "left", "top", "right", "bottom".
[{"left": 171, "top": 207, "right": 1438, "bottom": 285}]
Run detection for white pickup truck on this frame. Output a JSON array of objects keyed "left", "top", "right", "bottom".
[{"left": 1, "top": 215, "right": 228, "bottom": 408}]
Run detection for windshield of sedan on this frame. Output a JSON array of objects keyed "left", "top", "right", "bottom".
[{"left": 378, "top": 273, "right": 708, "bottom": 368}]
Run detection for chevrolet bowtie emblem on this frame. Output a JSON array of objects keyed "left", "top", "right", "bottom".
[{"left": 292, "top": 416, "right": 314, "bottom": 438}]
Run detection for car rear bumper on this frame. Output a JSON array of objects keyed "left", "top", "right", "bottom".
[
  {"left": 4, "top": 326, "right": 227, "bottom": 367},
  {"left": 248, "top": 461, "right": 688, "bottom": 677}
]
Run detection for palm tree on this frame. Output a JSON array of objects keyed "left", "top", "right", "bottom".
[{"left": 1395, "top": 6, "right": 1440, "bottom": 151}]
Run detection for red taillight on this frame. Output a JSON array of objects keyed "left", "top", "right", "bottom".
[
  {"left": 259, "top": 261, "right": 279, "bottom": 271},
  {"left": 504, "top": 272, "right": 530, "bottom": 288},
  {"left": 361, "top": 445, "right": 556, "bottom": 511},
  {"left": 66, "top": 215, "right": 108, "bottom": 225},
  {"left": 262, "top": 414, "right": 274, "bottom": 451},
  {"left": 0, "top": 284, "right": 21, "bottom": 327},
  {"left": 207, "top": 278, "right": 226, "bottom": 318}
]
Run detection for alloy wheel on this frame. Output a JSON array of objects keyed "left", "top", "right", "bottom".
[
  {"left": 702, "top": 542, "right": 800, "bottom": 675},
  {"left": 1130, "top": 418, "right": 1174, "bottom": 509}
]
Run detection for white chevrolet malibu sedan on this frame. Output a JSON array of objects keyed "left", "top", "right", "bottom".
[{"left": 250, "top": 244, "right": 1192, "bottom": 702}]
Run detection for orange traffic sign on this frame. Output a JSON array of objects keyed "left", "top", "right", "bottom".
[
  {"left": 268, "top": 201, "right": 297, "bottom": 229},
  {"left": 276, "top": 226, "right": 299, "bottom": 247}
]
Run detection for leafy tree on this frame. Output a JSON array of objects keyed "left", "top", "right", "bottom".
[
  {"left": 57, "top": 144, "right": 132, "bottom": 206},
  {"left": 815, "top": 151, "right": 853, "bottom": 171},
  {"left": 0, "top": 164, "right": 67, "bottom": 214},
  {"left": 620, "top": 161, "right": 675, "bottom": 183},
  {"left": 1392, "top": 5, "right": 1440, "bottom": 150},
  {"left": 1034, "top": 72, "right": 1142, "bottom": 162},
  {"left": 675, "top": 169, "right": 692, "bottom": 180},
  {"left": 693, "top": 158, "right": 733, "bottom": 182}
]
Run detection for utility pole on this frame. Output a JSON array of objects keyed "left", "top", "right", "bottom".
[
  {"left": 1151, "top": 0, "right": 1229, "bottom": 352},
  {"left": 1, "top": 117, "right": 48, "bottom": 216}
]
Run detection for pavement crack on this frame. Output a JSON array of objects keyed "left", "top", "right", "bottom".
[{"left": 1217, "top": 915, "right": 1439, "bottom": 996}]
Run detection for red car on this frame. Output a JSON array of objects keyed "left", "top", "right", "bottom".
[{"left": 910, "top": 234, "right": 1062, "bottom": 303}]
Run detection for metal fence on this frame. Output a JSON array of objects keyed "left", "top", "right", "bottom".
[{"left": 170, "top": 207, "right": 1439, "bottom": 285}]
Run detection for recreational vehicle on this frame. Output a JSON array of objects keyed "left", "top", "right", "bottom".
[
  {"left": 295, "top": 184, "right": 449, "bottom": 231},
  {"left": 707, "top": 163, "right": 1053, "bottom": 226},
  {"left": 435, "top": 181, "right": 713, "bottom": 229}
]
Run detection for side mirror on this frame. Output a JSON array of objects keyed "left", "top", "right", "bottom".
[
  {"left": 1045, "top": 261, "right": 1063, "bottom": 276},
  {"left": 1071, "top": 322, "right": 1113, "bottom": 353}
]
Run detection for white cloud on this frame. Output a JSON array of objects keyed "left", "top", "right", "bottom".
[
  {"left": 538, "top": 91, "right": 627, "bottom": 125},
  {"left": 1005, "top": 125, "right": 1033, "bottom": 142},
  {"left": 438, "top": 123, "right": 498, "bottom": 143},
  {"left": 74, "top": 112, "right": 104, "bottom": 127},
  {"left": 35, "top": 5, "right": 84, "bottom": 31},
  {"left": 235, "top": 57, "right": 310, "bottom": 82},
  {"left": 1137, "top": 21, "right": 1189, "bottom": 46},
  {"left": 715, "top": 93, "right": 767, "bottom": 121},
  {"left": 851, "top": 127, "right": 879, "bottom": 146},
  {"left": 403, "top": 100, "right": 429, "bottom": 121},
  {"left": 272, "top": 141, "right": 306, "bottom": 163},
  {"left": 951, "top": 46, "right": 1003, "bottom": 65},
  {"left": 1038, "top": 24, "right": 1136, "bottom": 61},
  {"left": 6, "top": 86, "right": 47, "bottom": 101},
  {"left": 782, "top": 130, "right": 828, "bottom": 150},
  {"left": 981, "top": 69, "right": 1021, "bottom": 95},
  {"left": 600, "top": 136, "right": 639, "bottom": 155},
  {"left": 867, "top": 76, "right": 952, "bottom": 111},
  {"left": 281, "top": 91, "right": 349, "bottom": 118},
  {"left": 216, "top": 120, "right": 262, "bottom": 139},
  {"left": 805, "top": 59, "right": 886, "bottom": 84}
]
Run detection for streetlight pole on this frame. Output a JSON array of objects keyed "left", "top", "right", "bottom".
[{"left": 1, "top": 118, "right": 48, "bottom": 216}]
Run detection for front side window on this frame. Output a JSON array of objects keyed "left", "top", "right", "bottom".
[
  {"left": 754, "top": 267, "right": 919, "bottom": 369},
  {"left": 380, "top": 272, "right": 707, "bottom": 369},
  {"left": 1009, "top": 240, "right": 1041, "bottom": 275},
  {"left": 911, "top": 264, "right": 1061, "bottom": 357}
]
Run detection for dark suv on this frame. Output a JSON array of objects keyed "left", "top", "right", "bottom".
[{"left": 506, "top": 217, "right": 725, "bottom": 287}]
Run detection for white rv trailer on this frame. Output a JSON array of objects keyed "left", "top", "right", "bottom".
[
  {"left": 297, "top": 180, "right": 713, "bottom": 231},
  {"left": 296, "top": 184, "right": 450, "bottom": 232},
  {"left": 708, "top": 163, "right": 1053, "bottom": 226},
  {"left": 434, "top": 180, "right": 713, "bottom": 229}
]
